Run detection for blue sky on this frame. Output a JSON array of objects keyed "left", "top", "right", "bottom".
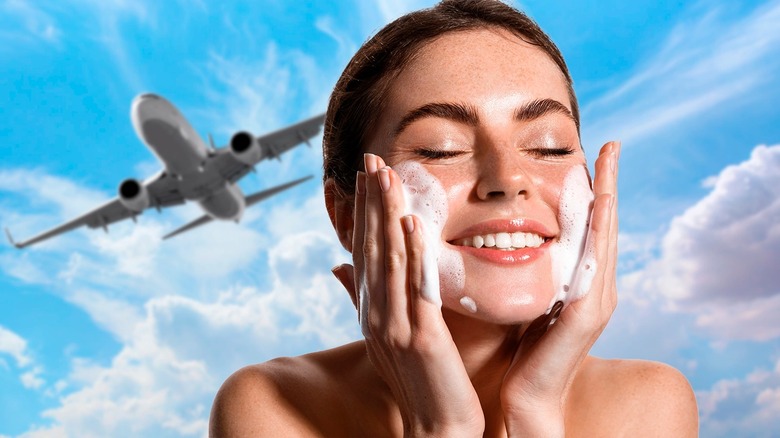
[{"left": 1, "top": 0, "right": 779, "bottom": 436}]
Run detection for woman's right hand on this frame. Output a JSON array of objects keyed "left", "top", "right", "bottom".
[{"left": 331, "top": 153, "right": 485, "bottom": 437}]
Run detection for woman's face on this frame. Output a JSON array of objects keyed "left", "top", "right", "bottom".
[{"left": 365, "top": 29, "right": 588, "bottom": 323}]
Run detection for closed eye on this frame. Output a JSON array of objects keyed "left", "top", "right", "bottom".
[
  {"left": 414, "top": 148, "right": 467, "bottom": 159},
  {"left": 526, "top": 147, "right": 575, "bottom": 158}
]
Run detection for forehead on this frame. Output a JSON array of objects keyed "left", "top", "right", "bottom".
[{"left": 370, "top": 28, "right": 571, "bottom": 146}]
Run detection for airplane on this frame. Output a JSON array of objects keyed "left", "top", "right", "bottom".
[{"left": 6, "top": 93, "right": 325, "bottom": 249}]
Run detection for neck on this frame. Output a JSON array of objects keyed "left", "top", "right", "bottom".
[{"left": 442, "top": 308, "right": 529, "bottom": 436}]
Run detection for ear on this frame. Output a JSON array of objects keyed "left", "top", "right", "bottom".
[{"left": 324, "top": 178, "right": 354, "bottom": 253}]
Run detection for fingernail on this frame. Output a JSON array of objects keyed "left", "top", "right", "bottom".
[
  {"left": 552, "top": 301, "right": 564, "bottom": 319},
  {"left": 364, "top": 153, "right": 377, "bottom": 173},
  {"left": 609, "top": 152, "right": 616, "bottom": 174},
  {"left": 356, "top": 171, "right": 366, "bottom": 195},
  {"left": 378, "top": 167, "right": 391, "bottom": 192},
  {"left": 402, "top": 215, "right": 414, "bottom": 234},
  {"left": 614, "top": 141, "right": 622, "bottom": 160}
]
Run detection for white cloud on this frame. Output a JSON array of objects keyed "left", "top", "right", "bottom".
[
  {"left": 0, "top": 325, "right": 46, "bottom": 390},
  {"left": 23, "top": 217, "right": 359, "bottom": 437},
  {"left": 697, "top": 359, "right": 780, "bottom": 436},
  {"left": 3, "top": 148, "right": 357, "bottom": 438},
  {"left": 0, "top": 325, "right": 33, "bottom": 368},
  {"left": 21, "top": 366, "right": 46, "bottom": 390},
  {"left": 582, "top": 0, "right": 780, "bottom": 151},
  {"left": 621, "top": 144, "right": 780, "bottom": 341},
  {"left": 0, "top": 0, "right": 61, "bottom": 46}
]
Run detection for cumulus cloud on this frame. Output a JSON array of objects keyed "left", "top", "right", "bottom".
[
  {"left": 24, "top": 216, "right": 359, "bottom": 437},
  {"left": 697, "top": 358, "right": 780, "bottom": 436},
  {"left": 621, "top": 144, "right": 780, "bottom": 341},
  {"left": 2, "top": 160, "right": 356, "bottom": 437}
]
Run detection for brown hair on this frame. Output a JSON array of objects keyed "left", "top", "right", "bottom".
[{"left": 322, "top": 0, "right": 578, "bottom": 197}]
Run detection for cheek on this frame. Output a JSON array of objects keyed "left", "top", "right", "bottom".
[
  {"left": 394, "top": 162, "right": 466, "bottom": 302},
  {"left": 548, "top": 165, "right": 594, "bottom": 307}
]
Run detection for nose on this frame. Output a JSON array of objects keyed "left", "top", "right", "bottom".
[{"left": 475, "top": 143, "right": 532, "bottom": 201}]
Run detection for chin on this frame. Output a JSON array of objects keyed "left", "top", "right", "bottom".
[{"left": 441, "top": 271, "right": 555, "bottom": 325}]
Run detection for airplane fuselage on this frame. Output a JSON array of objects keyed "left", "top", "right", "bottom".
[{"left": 130, "top": 94, "right": 245, "bottom": 221}]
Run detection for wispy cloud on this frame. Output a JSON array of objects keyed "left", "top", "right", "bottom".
[
  {"left": 0, "top": 325, "right": 33, "bottom": 368},
  {"left": 0, "top": 325, "right": 45, "bottom": 390},
  {"left": 582, "top": 0, "right": 780, "bottom": 150},
  {"left": 0, "top": 0, "right": 61, "bottom": 47}
]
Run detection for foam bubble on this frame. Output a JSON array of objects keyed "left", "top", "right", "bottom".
[
  {"left": 394, "top": 161, "right": 465, "bottom": 305},
  {"left": 548, "top": 166, "right": 594, "bottom": 309},
  {"left": 460, "top": 296, "right": 478, "bottom": 313}
]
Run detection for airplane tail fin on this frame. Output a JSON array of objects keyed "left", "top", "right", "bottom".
[{"left": 244, "top": 175, "right": 313, "bottom": 207}]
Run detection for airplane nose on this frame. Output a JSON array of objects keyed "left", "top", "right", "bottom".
[{"left": 137, "top": 92, "right": 160, "bottom": 101}]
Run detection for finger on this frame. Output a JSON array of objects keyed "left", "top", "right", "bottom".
[
  {"left": 592, "top": 144, "right": 616, "bottom": 199},
  {"left": 352, "top": 171, "right": 370, "bottom": 335},
  {"left": 379, "top": 166, "right": 411, "bottom": 324},
  {"left": 363, "top": 153, "right": 387, "bottom": 333},
  {"left": 605, "top": 142, "right": 620, "bottom": 311},
  {"left": 518, "top": 301, "right": 564, "bottom": 354},
  {"left": 574, "top": 141, "right": 616, "bottom": 306},
  {"left": 564, "top": 192, "right": 613, "bottom": 324},
  {"left": 332, "top": 263, "right": 357, "bottom": 310}
]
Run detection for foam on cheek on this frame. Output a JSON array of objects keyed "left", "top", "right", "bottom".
[
  {"left": 549, "top": 165, "right": 595, "bottom": 310},
  {"left": 394, "top": 162, "right": 465, "bottom": 306},
  {"left": 459, "top": 296, "right": 477, "bottom": 313}
]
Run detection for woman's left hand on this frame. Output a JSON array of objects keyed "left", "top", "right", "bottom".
[{"left": 500, "top": 141, "right": 620, "bottom": 437}]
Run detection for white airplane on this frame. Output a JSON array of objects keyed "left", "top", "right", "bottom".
[{"left": 6, "top": 93, "right": 325, "bottom": 249}]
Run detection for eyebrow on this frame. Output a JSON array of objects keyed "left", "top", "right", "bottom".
[{"left": 393, "top": 98, "right": 576, "bottom": 137}]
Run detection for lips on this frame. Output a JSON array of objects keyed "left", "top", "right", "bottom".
[{"left": 446, "top": 218, "right": 554, "bottom": 265}]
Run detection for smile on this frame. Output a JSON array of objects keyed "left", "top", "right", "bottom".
[{"left": 451, "top": 232, "right": 548, "bottom": 251}]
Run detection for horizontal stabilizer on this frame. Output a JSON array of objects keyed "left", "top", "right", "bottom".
[
  {"left": 245, "top": 175, "right": 313, "bottom": 207},
  {"left": 5, "top": 227, "right": 22, "bottom": 249},
  {"left": 162, "top": 215, "right": 214, "bottom": 240},
  {"left": 162, "top": 176, "right": 312, "bottom": 240}
]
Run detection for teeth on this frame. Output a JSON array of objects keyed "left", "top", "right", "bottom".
[
  {"left": 455, "top": 232, "right": 546, "bottom": 250},
  {"left": 495, "top": 232, "right": 512, "bottom": 249},
  {"left": 511, "top": 232, "right": 526, "bottom": 248}
]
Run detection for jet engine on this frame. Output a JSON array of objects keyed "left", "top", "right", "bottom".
[
  {"left": 229, "top": 131, "right": 263, "bottom": 165},
  {"left": 118, "top": 178, "right": 150, "bottom": 212}
]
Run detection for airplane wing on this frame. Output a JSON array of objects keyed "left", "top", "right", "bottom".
[
  {"left": 212, "top": 113, "right": 326, "bottom": 183},
  {"left": 7, "top": 171, "right": 185, "bottom": 249},
  {"left": 161, "top": 175, "right": 313, "bottom": 240}
]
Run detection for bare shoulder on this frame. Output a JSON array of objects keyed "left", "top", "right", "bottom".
[
  {"left": 568, "top": 357, "right": 699, "bottom": 437},
  {"left": 209, "top": 341, "right": 367, "bottom": 437}
]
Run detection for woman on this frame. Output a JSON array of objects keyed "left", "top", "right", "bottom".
[{"left": 210, "top": 1, "right": 699, "bottom": 436}]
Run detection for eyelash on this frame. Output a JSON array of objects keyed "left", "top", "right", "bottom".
[
  {"left": 526, "top": 147, "right": 576, "bottom": 158},
  {"left": 414, "top": 148, "right": 465, "bottom": 159},
  {"left": 416, "top": 147, "right": 575, "bottom": 160}
]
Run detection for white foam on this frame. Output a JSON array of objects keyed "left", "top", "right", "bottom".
[
  {"left": 460, "top": 296, "right": 478, "bottom": 313},
  {"left": 394, "top": 161, "right": 465, "bottom": 306},
  {"left": 548, "top": 165, "right": 595, "bottom": 310}
]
